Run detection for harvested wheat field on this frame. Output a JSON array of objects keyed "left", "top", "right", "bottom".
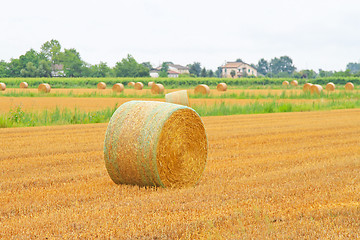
[{"left": 1, "top": 109, "right": 359, "bottom": 238}]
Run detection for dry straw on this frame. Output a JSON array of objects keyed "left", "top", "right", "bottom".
[
  {"left": 97, "top": 82, "right": 106, "bottom": 89},
  {"left": 134, "top": 82, "right": 144, "bottom": 90},
  {"left": 112, "top": 83, "right": 124, "bottom": 93},
  {"left": 217, "top": 83, "right": 227, "bottom": 91},
  {"left": 38, "top": 83, "right": 51, "bottom": 93},
  {"left": 310, "top": 84, "right": 323, "bottom": 94},
  {"left": 345, "top": 82, "right": 354, "bottom": 90},
  {"left": 290, "top": 80, "right": 298, "bottom": 86},
  {"left": 151, "top": 83, "right": 164, "bottom": 94},
  {"left": 20, "top": 82, "right": 28, "bottom": 89},
  {"left": 194, "top": 84, "right": 210, "bottom": 95},
  {"left": 148, "top": 82, "right": 154, "bottom": 87},
  {"left": 325, "top": 82, "right": 335, "bottom": 91},
  {"left": 0, "top": 82, "right": 6, "bottom": 91},
  {"left": 165, "top": 90, "right": 190, "bottom": 106},
  {"left": 303, "top": 83, "right": 313, "bottom": 92},
  {"left": 128, "top": 81, "right": 135, "bottom": 87},
  {"left": 282, "top": 81, "right": 289, "bottom": 86},
  {"left": 104, "top": 101, "right": 208, "bottom": 188}
]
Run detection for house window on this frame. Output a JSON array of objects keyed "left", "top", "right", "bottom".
[{"left": 248, "top": 69, "right": 250, "bottom": 73}]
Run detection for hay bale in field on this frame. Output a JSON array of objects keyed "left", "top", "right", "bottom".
[
  {"left": 325, "top": 82, "right": 335, "bottom": 91},
  {"left": 0, "top": 82, "right": 6, "bottom": 91},
  {"left": 217, "top": 83, "right": 227, "bottom": 91},
  {"left": 128, "top": 81, "right": 135, "bottom": 87},
  {"left": 151, "top": 83, "right": 164, "bottom": 94},
  {"left": 290, "top": 80, "right": 298, "bottom": 86},
  {"left": 97, "top": 82, "right": 106, "bottom": 89},
  {"left": 20, "top": 82, "right": 28, "bottom": 89},
  {"left": 345, "top": 82, "right": 354, "bottom": 90},
  {"left": 194, "top": 84, "right": 210, "bottom": 95},
  {"left": 165, "top": 90, "right": 190, "bottom": 106},
  {"left": 148, "top": 82, "right": 154, "bottom": 87},
  {"left": 38, "top": 83, "right": 51, "bottom": 93},
  {"left": 104, "top": 101, "right": 208, "bottom": 188},
  {"left": 112, "top": 83, "right": 124, "bottom": 93},
  {"left": 310, "top": 84, "right": 323, "bottom": 94},
  {"left": 303, "top": 83, "right": 313, "bottom": 92},
  {"left": 134, "top": 82, "right": 144, "bottom": 90},
  {"left": 282, "top": 81, "right": 289, "bottom": 86}
]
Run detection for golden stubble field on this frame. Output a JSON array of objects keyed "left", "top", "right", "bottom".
[{"left": 1, "top": 109, "right": 359, "bottom": 238}]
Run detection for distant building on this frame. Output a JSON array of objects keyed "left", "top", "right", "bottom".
[
  {"left": 51, "top": 64, "right": 65, "bottom": 77},
  {"left": 167, "top": 70, "right": 180, "bottom": 78},
  {"left": 221, "top": 62, "right": 257, "bottom": 78},
  {"left": 150, "top": 70, "right": 159, "bottom": 78},
  {"left": 168, "top": 64, "right": 190, "bottom": 75}
]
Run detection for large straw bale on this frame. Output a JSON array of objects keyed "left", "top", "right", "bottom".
[
  {"left": 148, "top": 82, "right": 154, "bottom": 87},
  {"left": 134, "top": 82, "right": 144, "bottom": 90},
  {"left": 112, "top": 83, "right": 124, "bottom": 93},
  {"left": 345, "top": 82, "right": 354, "bottom": 90},
  {"left": 38, "top": 83, "right": 51, "bottom": 93},
  {"left": 194, "top": 84, "right": 210, "bottom": 95},
  {"left": 104, "top": 101, "right": 208, "bottom": 188},
  {"left": 325, "top": 82, "right": 335, "bottom": 91},
  {"left": 310, "top": 84, "right": 323, "bottom": 94},
  {"left": 151, "top": 83, "right": 164, "bottom": 94},
  {"left": 128, "top": 81, "right": 135, "bottom": 87},
  {"left": 303, "top": 83, "right": 313, "bottom": 92},
  {"left": 282, "top": 81, "right": 289, "bottom": 86},
  {"left": 290, "top": 80, "right": 298, "bottom": 86},
  {"left": 20, "top": 82, "right": 28, "bottom": 89},
  {"left": 0, "top": 83, "right": 6, "bottom": 91},
  {"left": 97, "top": 82, "right": 106, "bottom": 89},
  {"left": 217, "top": 83, "right": 227, "bottom": 91},
  {"left": 165, "top": 90, "right": 190, "bottom": 106}
]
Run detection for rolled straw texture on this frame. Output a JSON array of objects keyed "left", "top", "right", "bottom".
[
  {"left": 282, "top": 81, "right": 289, "bottom": 86},
  {"left": 38, "top": 83, "right": 51, "bottom": 93},
  {"left": 20, "top": 82, "right": 28, "bottom": 89},
  {"left": 310, "top": 84, "right": 323, "bottom": 94},
  {"left": 112, "top": 83, "right": 124, "bottom": 92},
  {"left": 165, "top": 90, "right": 190, "bottom": 107},
  {"left": 0, "top": 83, "right": 6, "bottom": 91},
  {"left": 194, "top": 84, "right": 210, "bottom": 95},
  {"left": 217, "top": 83, "right": 227, "bottom": 91},
  {"left": 134, "top": 82, "right": 144, "bottom": 90},
  {"left": 325, "top": 82, "right": 335, "bottom": 91},
  {"left": 345, "top": 82, "right": 354, "bottom": 90},
  {"left": 151, "top": 83, "right": 164, "bottom": 94},
  {"left": 97, "top": 82, "right": 106, "bottom": 89},
  {"left": 303, "top": 83, "right": 313, "bottom": 92},
  {"left": 290, "top": 80, "right": 298, "bottom": 86},
  {"left": 128, "top": 81, "right": 135, "bottom": 87},
  {"left": 148, "top": 82, "right": 154, "bottom": 87},
  {"left": 104, "top": 101, "right": 208, "bottom": 188}
]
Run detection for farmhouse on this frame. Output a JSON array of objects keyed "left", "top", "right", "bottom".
[
  {"left": 167, "top": 64, "right": 190, "bottom": 74},
  {"left": 221, "top": 62, "right": 257, "bottom": 78}
]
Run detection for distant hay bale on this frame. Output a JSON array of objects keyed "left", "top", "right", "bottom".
[
  {"left": 325, "top": 82, "right": 335, "bottom": 91},
  {"left": 104, "top": 100, "right": 208, "bottom": 188},
  {"left": 345, "top": 82, "right": 354, "bottom": 90},
  {"left": 0, "top": 83, "right": 6, "bottom": 91},
  {"left": 217, "top": 83, "right": 227, "bottom": 91},
  {"left": 20, "top": 82, "right": 28, "bottom": 89},
  {"left": 310, "top": 84, "right": 323, "bottom": 94},
  {"left": 165, "top": 90, "right": 190, "bottom": 106},
  {"left": 282, "top": 81, "right": 289, "bottom": 86},
  {"left": 148, "top": 82, "right": 154, "bottom": 87},
  {"left": 97, "top": 82, "right": 106, "bottom": 89},
  {"left": 38, "top": 83, "right": 51, "bottom": 93},
  {"left": 134, "top": 82, "right": 144, "bottom": 90},
  {"left": 303, "top": 83, "right": 313, "bottom": 92},
  {"left": 112, "top": 83, "right": 124, "bottom": 93},
  {"left": 151, "top": 83, "right": 164, "bottom": 94},
  {"left": 128, "top": 82, "right": 135, "bottom": 87},
  {"left": 290, "top": 80, "right": 298, "bottom": 86},
  {"left": 194, "top": 84, "right": 210, "bottom": 95}
]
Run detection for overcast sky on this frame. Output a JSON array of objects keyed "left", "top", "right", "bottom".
[{"left": 1, "top": 0, "right": 360, "bottom": 71}]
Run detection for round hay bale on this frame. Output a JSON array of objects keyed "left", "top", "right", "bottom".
[
  {"left": 20, "top": 82, "right": 28, "bottom": 89},
  {"left": 165, "top": 90, "right": 190, "bottom": 107},
  {"left": 112, "top": 83, "right": 124, "bottom": 93},
  {"left": 282, "top": 81, "right": 289, "bottom": 86},
  {"left": 303, "top": 83, "right": 313, "bottom": 92},
  {"left": 148, "top": 82, "right": 154, "bottom": 87},
  {"left": 97, "top": 82, "right": 106, "bottom": 89},
  {"left": 38, "top": 83, "right": 51, "bottom": 93},
  {"left": 134, "top": 82, "right": 144, "bottom": 90},
  {"left": 0, "top": 82, "right": 6, "bottom": 91},
  {"left": 290, "top": 80, "right": 298, "bottom": 86},
  {"left": 345, "top": 82, "right": 354, "bottom": 90},
  {"left": 217, "top": 83, "right": 227, "bottom": 91},
  {"left": 325, "top": 82, "right": 335, "bottom": 91},
  {"left": 128, "top": 81, "right": 135, "bottom": 87},
  {"left": 310, "top": 84, "right": 323, "bottom": 94},
  {"left": 104, "top": 101, "right": 208, "bottom": 188},
  {"left": 151, "top": 83, "right": 164, "bottom": 94},
  {"left": 194, "top": 84, "right": 210, "bottom": 95}
]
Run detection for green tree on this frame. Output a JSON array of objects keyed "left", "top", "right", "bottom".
[
  {"left": 256, "top": 58, "right": 269, "bottom": 76},
  {"left": 37, "top": 60, "right": 52, "bottom": 77},
  {"left": 89, "top": 62, "right": 111, "bottom": 77},
  {"left": 0, "top": 60, "right": 9, "bottom": 77},
  {"left": 113, "top": 54, "right": 149, "bottom": 77},
  {"left": 269, "top": 56, "right": 296, "bottom": 75},
  {"left": 236, "top": 58, "right": 243, "bottom": 62},
  {"left": 41, "top": 39, "right": 62, "bottom": 64},
  {"left": 200, "top": 67, "right": 207, "bottom": 77},
  {"left": 159, "top": 62, "right": 169, "bottom": 77},
  {"left": 230, "top": 70, "right": 236, "bottom": 78},
  {"left": 318, "top": 69, "right": 334, "bottom": 77},
  {"left": 346, "top": 62, "right": 360, "bottom": 73},
  {"left": 141, "top": 62, "right": 152, "bottom": 70},
  {"left": 208, "top": 69, "right": 214, "bottom": 77},
  {"left": 20, "top": 62, "right": 37, "bottom": 77},
  {"left": 60, "top": 48, "right": 84, "bottom": 77},
  {"left": 8, "top": 58, "right": 22, "bottom": 77},
  {"left": 188, "top": 62, "right": 201, "bottom": 77}
]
